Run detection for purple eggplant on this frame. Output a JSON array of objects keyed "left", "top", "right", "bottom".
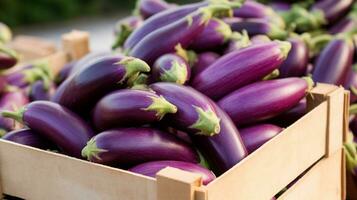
[
  {"left": 124, "top": 2, "right": 207, "bottom": 51},
  {"left": 29, "top": 80, "right": 56, "bottom": 101},
  {"left": 192, "top": 52, "right": 220, "bottom": 77},
  {"left": 0, "top": 22, "right": 11, "bottom": 44},
  {"left": 218, "top": 78, "right": 310, "bottom": 126},
  {"left": 0, "top": 88, "right": 28, "bottom": 132},
  {"left": 150, "top": 82, "right": 220, "bottom": 136},
  {"left": 69, "top": 51, "right": 113, "bottom": 76},
  {"left": 6, "top": 66, "right": 50, "bottom": 89},
  {"left": 93, "top": 89, "right": 177, "bottom": 131},
  {"left": 0, "top": 45, "right": 18, "bottom": 69},
  {"left": 240, "top": 124, "right": 282, "bottom": 153},
  {"left": 223, "top": 31, "right": 251, "bottom": 54},
  {"left": 152, "top": 53, "right": 190, "bottom": 84},
  {"left": 329, "top": 15, "right": 357, "bottom": 34},
  {"left": 233, "top": 1, "right": 274, "bottom": 19},
  {"left": 81, "top": 127, "right": 199, "bottom": 166},
  {"left": 55, "top": 61, "right": 76, "bottom": 86},
  {"left": 129, "top": 5, "right": 233, "bottom": 65},
  {"left": 269, "top": 98, "right": 307, "bottom": 127},
  {"left": 350, "top": 116, "right": 357, "bottom": 137},
  {"left": 250, "top": 34, "right": 271, "bottom": 44},
  {"left": 189, "top": 18, "right": 232, "bottom": 51},
  {"left": 112, "top": 16, "right": 143, "bottom": 49},
  {"left": 2, "top": 128, "right": 53, "bottom": 150},
  {"left": 135, "top": 0, "right": 174, "bottom": 19},
  {"left": 192, "top": 103, "right": 247, "bottom": 175},
  {"left": 2, "top": 101, "right": 94, "bottom": 158},
  {"left": 230, "top": 18, "right": 287, "bottom": 40},
  {"left": 312, "top": 37, "right": 353, "bottom": 85},
  {"left": 279, "top": 37, "right": 309, "bottom": 78},
  {"left": 52, "top": 56, "right": 150, "bottom": 114},
  {"left": 192, "top": 41, "right": 291, "bottom": 100},
  {"left": 269, "top": 2, "right": 291, "bottom": 12},
  {"left": 312, "top": 0, "right": 354, "bottom": 24},
  {"left": 129, "top": 160, "right": 215, "bottom": 185}
]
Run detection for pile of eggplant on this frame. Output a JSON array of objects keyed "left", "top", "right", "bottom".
[{"left": 1, "top": 0, "right": 357, "bottom": 196}]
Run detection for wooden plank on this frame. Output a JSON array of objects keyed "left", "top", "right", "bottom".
[
  {"left": 326, "top": 87, "right": 345, "bottom": 157},
  {"left": 0, "top": 140, "right": 156, "bottom": 200},
  {"left": 277, "top": 149, "right": 343, "bottom": 200},
  {"left": 306, "top": 83, "right": 339, "bottom": 112},
  {"left": 62, "top": 30, "right": 90, "bottom": 60},
  {"left": 195, "top": 187, "right": 208, "bottom": 200},
  {"left": 206, "top": 102, "right": 329, "bottom": 200},
  {"left": 44, "top": 51, "right": 69, "bottom": 76},
  {"left": 156, "top": 167, "right": 202, "bottom": 200}
]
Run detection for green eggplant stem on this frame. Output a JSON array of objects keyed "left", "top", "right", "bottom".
[
  {"left": 1, "top": 107, "right": 25, "bottom": 124},
  {"left": 81, "top": 138, "right": 108, "bottom": 161}
]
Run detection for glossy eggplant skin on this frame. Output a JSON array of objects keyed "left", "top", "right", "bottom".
[
  {"left": 29, "top": 80, "right": 56, "bottom": 101},
  {"left": 55, "top": 61, "right": 76, "bottom": 86},
  {"left": 124, "top": 2, "right": 207, "bottom": 51},
  {"left": 69, "top": 51, "right": 113, "bottom": 76},
  {"left": 129, "top": 6, "right": 228, "bottom": 65},
  {"left": 189, "top": 18, "right": 232, "bottom": 51},
  {"left": 312, "top": 38, "right": 353, "bottom": 85},
  {"left": 312, "top": 0, "right": 354, "bottom": 23},
  {"left": 192, "top": 103, "right": 248, "bottom": 175},
  {"left": 192, "top": 41, "right": 291, "bottom": 100},
  {"left": 240, "top": 124, "right": 282, "bottom": 153},
  {"left": 268, "top": 98, "right": 307, "bottom": 127},
  {"left": 0, "top": 46, "right": 18, "bottom": 69},
  {"left": 218, "top": 78, "right": 308, "bottom": 126},
  {"left": 0, "top": 89, "right": 28, "bottom": 131},
  {"left": 81, "top": 128, "right": 199, "bottom": 166},
  {"left": 279, "top": 37, "right": 309, "bottom": 78},
  {"left": 92, "top": 89, "right": 177, "bottom": 131},
  {"left": 269, "top": 2, "right": 291, "bottom": 12},
  {"left": 192, "top": 52, "right": 219, "bottom": 78},
  {"left": 2, "top": 128, "right": 53, "bottom": 150},
  {"left": 150, "top": 82, "right": 221, "bottom": 137},
  {"left": 152, "top": 54, "right": 190, "bottom": 84},
  {"left": 233, "top": 1, "right": 273, "bottom": 19},
  {"left": 136, "top": 0, "right": 174, "bottom": 19},
  {"left": 329, "top": 15, "right": 357, "bottom": 34},
  {"left": 52, "top": 56, "right": 150, "bottom": 114},
  {"left": 129, "top": 160, "right": 216, "bottom": 185},
  {"left": 3, "top": 101, "right": 94, "bottom": 158}
]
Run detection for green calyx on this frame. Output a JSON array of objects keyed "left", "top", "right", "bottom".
[
  {"left": 117, "top": 57, "right": 151, "bottom": 84},
  {"left": 0, "top": 45, "right": 18, "bottom": 60},
  {"left": 190, "top": 106, "right": 221, "bottom": 136},
  {"left": 81, "top": 138, "right": 108, "bottom": 161},
  {"left": 209, "top": 0, "right": 243, "bottom": 9},
  {"left": 2, "top": 107, "right": 26, "bottom": 124},
  {"left": 23, "top": 68, "right": 51, "bottom": 90},
  {"left": 214, "top": 18, "right": 232, "bottom": 42},
  {"left": 0, "top": 23, "right": 12, "bottom": 44},
  {"left": 307, "top": 34, "right": 332, "bottom": 57},
  {"left": 268, "top": 24, "right": 288, "bottom": 40},
  {"left": 175, "top": 44, "right": 197, "bottom": 67},
  {"left": 144, "top": 95, "right": 177, "bottom": 120},
  {"left": 112, "top": 24, "right": 134, "bottom": 50},
  {"left": 263, "top": 69, "right": 280, "bottom": 80},
  {"left": 302, "top": 76, "right": 315, "bottom": 92},
  {"left": 160, "top": 60, "right": 188, "bottom": 85},
  {"left": 33, "top": 59, "right": 52, "bottom": 79},
  {"left": 276, "top": 40, "right": 292, "bottom": 59},
  {"left": 0, "top": 129, "right": 7, "bottom": 138},
  {"left": 199, "top": 5, "right": 233, "bottom": 25},
  {"left": 344, "top": 139, "right": 357, "bottom": 174}
]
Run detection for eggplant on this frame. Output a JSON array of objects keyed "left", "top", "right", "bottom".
[
  {"left": 55, "top": 61, "right": 76, "bottom": 86},
  {"left": 6, "top": 66, "right": 50, "bottom": 89},
  {"left": 129, "top": 160, "right": 215, "bottom": 185},
  {"left": 192, "top": 41, "right": 291, "bottom": 100},
  {"left": 230, "top": 18, "right": 287, "bottom": 40},
  {"left": 189, "top": 18, "right": 232, "bottom": 51},
  {"left": 0, "top": 22, "right": 12, "bottom": 44},
  {"left": 52, "top": 56, "right": 150, "bottom": 114},
  {"left": 112, "top": 16, "right": 143, "bottom": 49},
  {"left": 152, "top": 53, "right": 190, "bottom": 84},
  {"left": 0, "top": 88, "right": 28, "bottom": 132},
  {"left": 218, "top": 78, "right": 310, "bottom": 126},
  {"left": 311, "top": 0, "right": 354, "bottom": 24},
  {"left": 223, "top": 31, "right": 251, "bottom": 54},
  {"left": 69, "top": 51, "right": 113, "bottom": 75},
  {"left": 329, "top": 15, "right": 357, "bottom": 34},
  {"left": 0, "top": 45, "right": 18, "bottom": 69},
  {"left": 135, "top": 0, "right": 174, "bottom": 19},
  {"left": 2, "top": 128, "right": 53, "bottom": 150},
  {"left": 312, "top": 37, "right": 353, "bottom": 85},
  {"left": 2, "top": 101, "right": 94, "bottom": 158},
  {"left": 279, "top": 37, "right": 309, "bottom": 78},
  {"left": 269, "top": 2, "right": 291, "bottom": 12},
  {"left": 269, "top": 98, "right": 307, "bottom": 127},
  {"left": 124, "top": 2, "right": 207, "bottom": 51},
  {"left": 192, "top": 52, "right": 219, "bottom": 77},
  {"left": 0, "top": 76, "right": 7, "bottom": 94},
  {"left": 240, "top": 124, "right": 282, "bottom": 153},
  {"left": 29, "top": 80, "right": 56, "bottom": 101},
  {"left": 344, "top": 64, "right": 357, "bottom": 103},
  {"left": 129, "top": 5, "right": 233, "bottom": 65},
  {"left": 192, "top": 103, "right": 247, "bottom": 175},
  {"left": 233, "top": 1, "right": 274, "bottom": 19},
  {"left": 81, "top": 127, "right": 199, "bottom": 166},
  {"left": 93, "top": 89, "right": 177, "bottom": 131},
  {"left": 350, "top": 116, "right": 357, "bottom": 137},
  {"left": 150, "top": 82, "right": 220, "bottom": 136}
]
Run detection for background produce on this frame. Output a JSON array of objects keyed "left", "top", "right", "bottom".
[{"left": 0, "top": 0, "right": 356, "bottom": 198}]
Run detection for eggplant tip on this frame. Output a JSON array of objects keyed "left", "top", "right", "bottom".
[
  {"left": 190, "top": 106, "right": 221, "bottom": 136},
  {"left": 160, "top": 60, "right": 188, "bottom": 85},
  {"left": 144, "top": 95, "right": 178, "bottom": 120},
  {"left": 118, "top": 57, "right": 151, "bottom": 83},
  {"left": 81, "top": 138, "right": 108, "bottom": 161}
]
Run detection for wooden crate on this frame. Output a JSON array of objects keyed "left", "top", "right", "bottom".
[{"left": 0, "top": 83, "right": 348, "bottom": 200}]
